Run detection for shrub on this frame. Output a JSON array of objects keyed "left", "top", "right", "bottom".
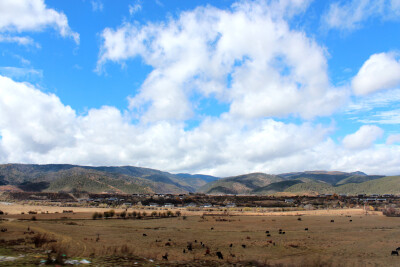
[
  {"left": 175, "top": 211, "right": 181, "bottom": 217},
  {"left": 166, "top": 210, "right": 173, "bottom": 217},
  {"left": 151, "top": 211, "right": 157, "bottom": 217},
  {"left": 31, "top": 216, "right": 37, "bottom": 221},
  {"left": 92, "top": 212, "right": 99, "bottom": 220}
]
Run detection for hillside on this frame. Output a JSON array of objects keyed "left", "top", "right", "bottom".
[
  {"left": 284, "top": 176, "right": 400, "bottom": 195},
  {"left": 0, "top": 164, "right": 210, "bottom": 194},
  {"left": 198, "top": 173, "right": 284, "bottom": 194}
]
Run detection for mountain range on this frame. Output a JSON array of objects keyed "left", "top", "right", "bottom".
[{"left": 0, "top": 164, "right": 399, "bottom": 195}]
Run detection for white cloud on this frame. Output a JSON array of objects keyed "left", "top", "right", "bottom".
[
  {"left": 358, "top": 109, "right": 400, "bottom": 124},
  {"left": 352, "top": 52, "right": 400, "bottom": 95},
  {"left": 342, "top": 125, "right": 384, "bottom": 150},
  {"left": 2, "top": 75, "right": 400, "bottom": 176},
  {"left": 0, "top": 35, "right": 35, "bottom": 46},
  {"left": 98, "top": 0, "right": 347, "bottom": 121},
  {"left": 387, "top": 134, "right": 400, "bottom": 145},
  {"left": 91, "top": 0, "right": 104, "bottom": 12},
  {"left": 0, "top": 0, "right": 79, "bottom": 44},
  {"left": 0, "top": 67, "right": 43, "bottom": 81},
  {"left": 129, "top": 1, "right": 142, "bottom": 15},
  {"left": 323, "top": 0, "right": 400, "bottom": 31}
]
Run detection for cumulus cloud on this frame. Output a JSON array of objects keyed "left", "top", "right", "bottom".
[
  {"left": 323, "top": 0, "right": 400, "bottom": 31},
  {"left": 387, "top": 134, "right": 400, "bottom": 145},
  {"left": 0, "top": 0, "right": 79, "bottom": 44},
  {"left": 352, "top": 52, "right": 400, "bottom": 95},
  {"left": 97, "top": 0, "right": 347, "bottom": 122},
  {"left": 2, "top": 75, "right": 400, "bottom": 176},
  {"left": 342, "top": 125, "right": 384, "bottom": 150}
]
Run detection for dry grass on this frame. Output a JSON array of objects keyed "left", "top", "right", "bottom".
[{"left": 1, "top": 208, "right": 399, "bottom": 266}]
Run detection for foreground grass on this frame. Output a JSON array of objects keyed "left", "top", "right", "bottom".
[{"left": 0, "top": 213, "right": 400, "bottom": 266}]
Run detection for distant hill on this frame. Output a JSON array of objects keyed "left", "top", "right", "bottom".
[
  {"left": 284, "top": 176, "right": 400, "bottom": 195},
  {"left": 198, "top": 173, "right": 284, "bottom": 194},
  {"left": 0, "top": 164, "right": 212, "bottom": 194},
  {"left": 0, "top": 164, "right": 397, "bottom": 195}
]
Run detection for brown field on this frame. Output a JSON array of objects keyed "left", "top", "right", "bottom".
[{"left": 0, "top": 204, "right": 399, "bottom": 266}]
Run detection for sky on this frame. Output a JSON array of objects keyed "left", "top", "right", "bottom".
[{"left": 0, "top": 0, "right": 400, "bottom": 177}]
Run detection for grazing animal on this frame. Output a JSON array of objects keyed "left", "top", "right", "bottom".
[
  {"left": 187, "top": 243, "right": 193, "bottom": 251},
  {"left": 298, "top": 217, "right": 302, "bottom": 221},
  {"left": 330, "top": 220, "right": 334, "bottom": 223},
  {"left": 305, "top": 228, "right": 308, "bottom": 231},
  {"left": 202, "top": 243, "right": 205, "bottom": 248},
  {"left": 230, "top": 252, "right": 236, "bottom": 257},
  {"left": 216, "top": 251, "right": 223, "bottom": 259},
  {"left": 165, "top": 242, "right": 171, "bottom": 246},
  {"left": 195, "top": 240, "right": 197, "bottom": 243},
  {"left": 265, "top": 231, "right": 269, "bottom": 234},
  {"left": 168, "top": 239, "right": 172, "bottom": 241},
  {"left": 183, "top": 249, "right": 186, "bottom": 253},
  {"left": 1, "top": 228, "right": 7, "bottom": 232},
  {"left": 349, "top": 220, "right": 352, "bottom": 222},
  {"left": 162, "top": 253, "right": 168, "bottom": 260},
  {"left": 242, "top": 244, "right": 246, "bottom": 248},
  {"left": 229, "top": 243, "right": 233, "bottom": 248},
  {"left": 211, "top": 227, "right": 214, "bottom": 230},
  {"left": 279, "top": 229, "right": 282, "bottom": 232},
  {"left": 282, "top": 232, "right": 285, "bottom": 234},
  {"left": 143, "top": 233, "right": 147, "bottom": 237},
  {"left": 396, "top": 247, "right": 400, "bottom": 251},
  {"left": 391, "top": 251, "right": 399, "bottom": 256},
  {"left": 267, "top": 234, "right": 271, "bottom": 237}
]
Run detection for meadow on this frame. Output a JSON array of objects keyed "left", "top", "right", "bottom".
[{"left": 1, "top": 204, "right": 400, "bottom": 266}]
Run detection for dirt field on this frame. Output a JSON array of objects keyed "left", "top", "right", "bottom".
[{"left": 1, "top": 204, "right": 400, "bottom": 266}]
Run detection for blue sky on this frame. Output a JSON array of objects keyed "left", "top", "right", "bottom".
[{"left": 0, "top": 0, "right": 400, "bottom": 176}]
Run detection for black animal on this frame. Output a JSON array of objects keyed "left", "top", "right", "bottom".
[
  {"left": 391, "top": 251, "right": 399, "bottom": 256},
  {"left": 143, "top": 233, "right": 147, "bottom": 237},
  {"left": 267, "top": 234, "right": 271, "bottom": 237},
  {"left": 349, "top": 220, "right": 352, "bottom": 222},
  {"left": 242, "top": 244, "right": 246, "bottom": 248},
  {"left": 278, "top": 229, "right": 282, "bottom": 232},
  {"left": 396, "top": 247, "right": 400, "bottom": 251},
  {"left": 216, "top": 251, "right": 223, "bottom": 259},
  {"left": 183, "top": 249, "right": 186, "bottom": 253},
  {"left": 305, "top": 228, "right": 308, "bottom": 231},
  {"left": 229, "top": 243, "right": 233, "bottom": 248},
  {"left": 195, "top": 240, "right": 197, "bottom": 243},
  {"left": 162, "top": 253, "right": 168, "bottom": 260},
  {"left": 165, "top": 242, "right": 171, "bottom": 246},
  {"left": 211, "top": 227, "right": 214, "bottom": 230},
  {"left": 1, "top": 228, "right": 7, "bottom": 232},
  {"left": 265, "top": 230, "right": 269, "bottom": 234},
  {"left": 298, "top": 217, "right": 302, "bottom": 221},
  {"left": 282, "top": 232, "right": 285, "bottom": 234},
  {"left": 330, "top": 220, "right": 334, "bottom": 223},
  {"left": 187, "top": 243, "right": 193, "bottom": 251}
]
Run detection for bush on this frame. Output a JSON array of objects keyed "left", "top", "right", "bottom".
[
  {"left": 151, "top": 211, "right": 158, "bottom": 217},
  {"left": 175, "top": 211, "right": 181, "bottom": 217},
  {"left": 31, "top": 216, "right": 37, "bottom": 221},
  {"left": 92, "top": 212, "right": 99, "bottom": 220}
]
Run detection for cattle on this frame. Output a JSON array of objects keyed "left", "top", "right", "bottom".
[
  {"left": 396, "top": 247, "right": 400, "bottom": 251},
  {"left": 183, "top": 249, "right": 186, "bottom": 253},
  {"left": 143, "top": 233, "right": 147, "bottom": 237},
  {"left": 330, "top": 220, "right": 334, "bottom": 223},
  {"left": 194, "top": 240, "right": 197, "bottom": 243},
  {"left": 267, "top": 234, "right": 271, "bottom": 237},
  {"left": 162, "top": 253, "right": 168, "bottom": 260},
  {"left": 187, "top": 243, "right": 193, "bottom": 251},
  {"left": 216, "top": 251, "right": 223, "bottom": 259},
  {"left": 205, "top": 248, "right": 210, "bottom": 256},
  {"left": 265, "top": 230, "right": 270, "bottom": 234},
  {"left": 349, "top": 220, "right": 352, "bottom": 222},
  {"left": 229, "top": 243, "right": 233, "bottom": 247},
  {"left": 1, "top": 228, "right": 7, "bottom": 232},
  {"left": 305, "top": 228, "right": 308, "bottom": 231},
  {"left": 165, "top": 242, "right": 171, "bottom": 246},
  {"left": 211, "top": 227, "right": 214, "bottom": 230},
  {"left": 391, "top": 251, "right": 399, "bottom": 256},
  {"left": 282, "top": 232, "right": 286, "bottom": 234},
  {"left": 298, "top": 217, "right": 302, "bottom": 221},
  {"left": 242, "top": 244, "right": 246, "bottom": 248}
]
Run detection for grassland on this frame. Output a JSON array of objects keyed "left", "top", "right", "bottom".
[{"left": 0, "top": 204, "right": 399, "bottom": 266}]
